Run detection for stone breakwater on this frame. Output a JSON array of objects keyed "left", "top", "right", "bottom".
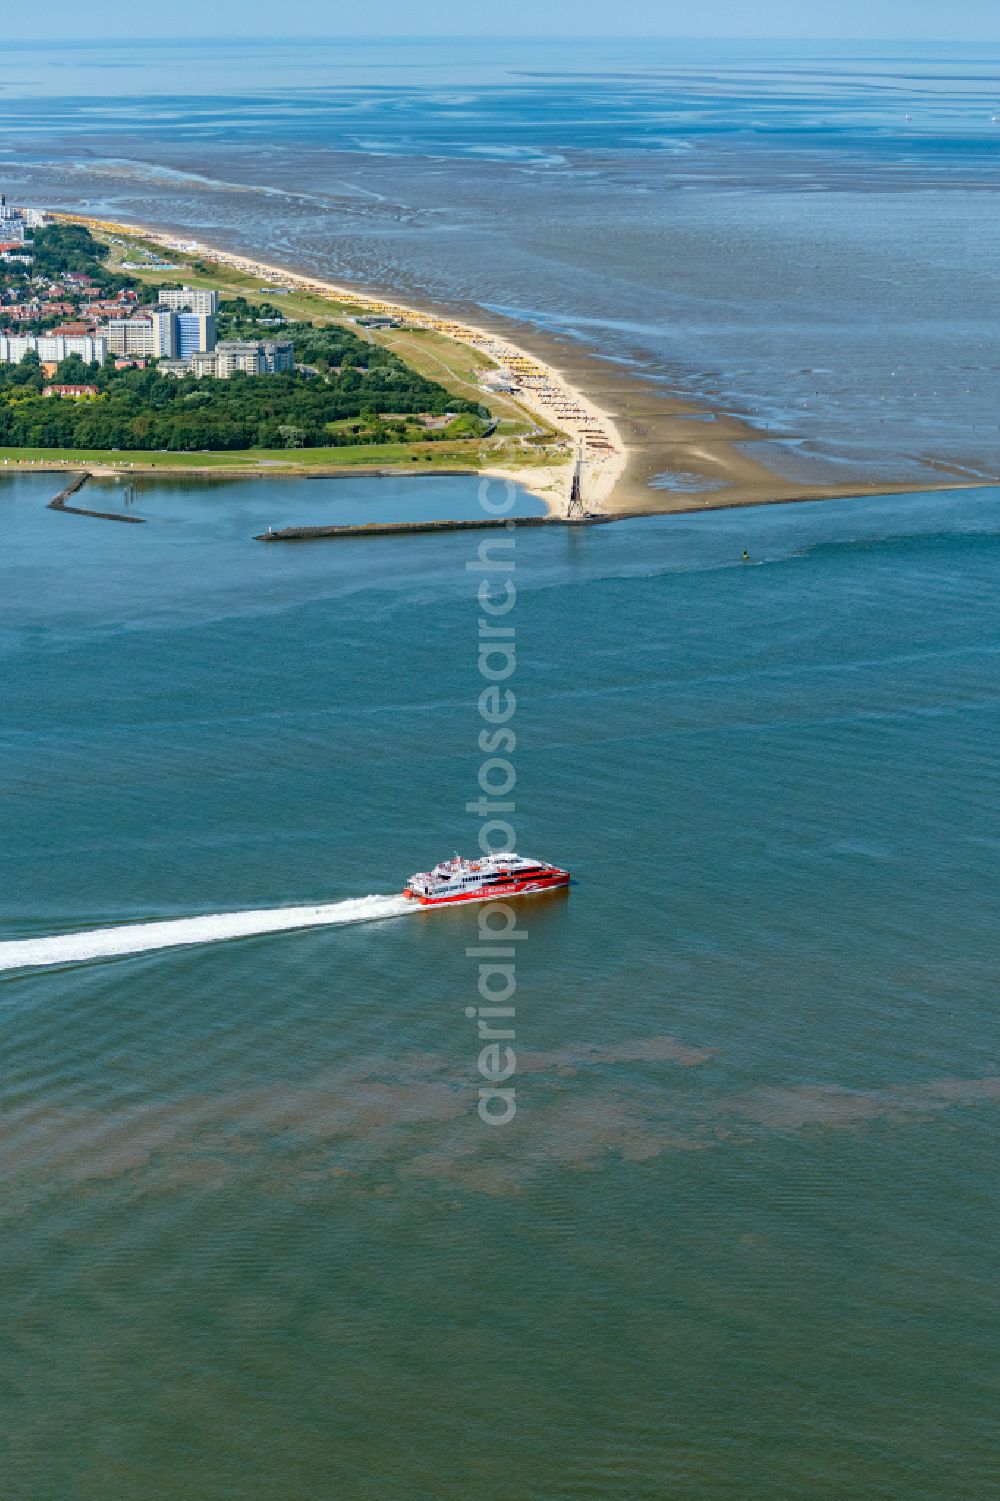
[
  {"left": 255, "top": 516, "right": 611, "bottom": 542},
  {"left": 48, "top": 472, "right": 145, "bottom": 524}
]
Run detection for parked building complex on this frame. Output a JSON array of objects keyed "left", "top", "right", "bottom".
[
  {"left": 0, "top": 333, "right": 108, "bottom": 364},
  {"left": 195, "top": 339, "right": 295, "bottom": 378}
]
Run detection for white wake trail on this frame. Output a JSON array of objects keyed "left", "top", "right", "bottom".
[{"left": 0, "top": 895, "right": 414, "bottom": 972}]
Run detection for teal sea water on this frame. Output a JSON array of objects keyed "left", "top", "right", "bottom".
[{"left": 3, "top": 475, "right": 1000, "bottom": 1497}]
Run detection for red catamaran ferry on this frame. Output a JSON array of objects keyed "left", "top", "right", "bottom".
[{"left": 403, "top": 853, "right": 570, "bottom": 907}]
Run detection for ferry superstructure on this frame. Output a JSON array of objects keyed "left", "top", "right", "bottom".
[{"left": 403, "top": 853, "right": 570, "bottom": 906}]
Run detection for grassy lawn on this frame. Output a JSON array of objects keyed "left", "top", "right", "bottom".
[
  {"left": 374, "top": 327, "right": 542, "bottom": 431},
  {"left": 0, "top": 439, "right": 568, "bottom": 474},
  {"left": 105, "top": 237, "right": 354, "bottom": 326}
]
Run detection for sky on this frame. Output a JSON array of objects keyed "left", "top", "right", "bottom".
[{"left": 7, "top": 0, "right": 1000, "bottom": 42}]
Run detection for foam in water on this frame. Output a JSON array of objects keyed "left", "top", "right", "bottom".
[{"left": 0, "top": 895, "right": 414, "bottom": 972}]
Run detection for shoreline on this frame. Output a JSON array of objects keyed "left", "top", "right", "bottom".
[
  {"left": 28, "top": 211, "right": 1000, "bottom": 521},
  {"left": 57, "top": 212, "right": 624, "bottom": 517},
  {"left": 10, "top": 453, "right": 995, "bottom": 522}
]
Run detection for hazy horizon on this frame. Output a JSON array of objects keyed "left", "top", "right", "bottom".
[{"left": 5, "top": 0, "right": 1000, "bottom": 43}]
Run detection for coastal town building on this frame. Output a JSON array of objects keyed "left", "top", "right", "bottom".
[
  {"left": 176, "top": 311, "right": 217, "bottom": 357},
  {"left": 197, "top": 339, "right": 295, "bottom": 378},
  {"left": 214, "top": 341, "right": 268, "bottom": 377},
  {"left": 158, "top": 286, "right": 219, "bottom": 316},
  {"left": 101, "top": 309, "right": 176, "bottom": 358},
  {"left": 1, "top": 304, "right": 40, "bottom": 323},
  {"left": 0, "top": 195, "right": 44, "bottom": 239},
  {"left": 0, "top": 333, "right": 108, "bottom": 365},
  {"left": 0, "top": 197, "right": 45, "bottom": 230},
  {"left": 189, "top": 350, "right": 219, "bottom": 377},
  {"left": 349, "top": 315, "right": 400, "bottom": 329},
  {"left": 86, "top": 299, "right": 137, "bottom": 320},
  {"left": 42, "top": 384, "right": 98, "bottom": 399},
  {"left": 159, "top": 339, "right": 295, "bottom": 379}
]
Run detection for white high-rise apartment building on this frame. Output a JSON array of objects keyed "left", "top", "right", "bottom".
[
  {"left": 101, "top": 310, "right": 176, "bottom": 358},
  {"left": 158, "top": 286, "right": 219, "bottom": 316}
]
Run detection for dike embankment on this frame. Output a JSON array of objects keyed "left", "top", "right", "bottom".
[{"left": 48, "top": 473, "right": 145, "bottom": 523}]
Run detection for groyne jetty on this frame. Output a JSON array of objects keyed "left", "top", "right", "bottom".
[
  {"left": 48, "top": 473, "right": 145, "bottom": 524},
  {"left": 255, "top": 515, "right": 610, "bottom": 542},
  {"left": 48, "top": 473, "right": 91, "bottom": 509}
]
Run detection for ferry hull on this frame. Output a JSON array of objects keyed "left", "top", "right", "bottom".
[{"left": 404, "top": 871, "right": 569, "bottom": 906}]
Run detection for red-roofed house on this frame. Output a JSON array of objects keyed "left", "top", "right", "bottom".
[{"left": 42, "top": 384, "right": 99, "bottom": 399}]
